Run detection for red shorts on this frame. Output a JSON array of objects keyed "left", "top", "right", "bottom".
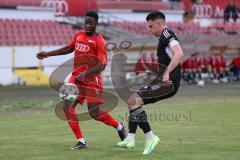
[{"left": 69, "top": 75, "right": 103, "bottom": 104}]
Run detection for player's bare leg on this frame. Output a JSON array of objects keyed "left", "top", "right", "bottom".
[
  {"left": 87, "top": 103, "right": 127, "bottom": 141},
  {"left": 127, "top": 93, "right": 144, "bottom": 111}
]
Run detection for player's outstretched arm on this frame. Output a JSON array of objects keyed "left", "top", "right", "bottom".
[{"left": 36, "top": 46, "right": 74, "bottom": 60}]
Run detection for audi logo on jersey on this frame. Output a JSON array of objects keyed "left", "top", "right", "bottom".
[{"left": 75, "top": 43, "right": 90, "bottom": 52}]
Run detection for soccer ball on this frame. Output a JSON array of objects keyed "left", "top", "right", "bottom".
[
  {"left": 58, "top": 83, "right": 79, "bottom": 101},
  {"left": 197, "top": 80, "right": 205, "bottom": 87}
]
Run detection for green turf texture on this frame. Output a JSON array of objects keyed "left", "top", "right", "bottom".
[{"left": 0, "top": 83, "right": 240, "bottom": 160}]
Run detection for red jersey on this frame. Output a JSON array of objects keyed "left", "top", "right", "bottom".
[
  {"left": 211, "top": 55, "right": 224, "bottom": 71},
  {"left": 200, "top": 56, "right": 210, "bottom": 68},
  {"left": 67, "top": 30, "right": 107, "bottom": 87},
  {"left": 182, "top": 58, "right": 191, "bottom": 70},
  {"left": 220, "top": 55, "right": 226, "bottom": 68},
  {"left": 190, "top": 57, "right": 200, "bottom": 70},
  {"left": 232, "top": 56, "right": 240, "bottom": 68},
  {"left": 149, "top": 57, "right": 158, "bottom": 72},
  {"left": 134, "top": 57, "right": 147, "bottom": 75}
]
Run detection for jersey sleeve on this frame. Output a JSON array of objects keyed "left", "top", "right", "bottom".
[
  {"left": 162, "top": 29, "right": 179, "bottom": 48},
  {"left": 97, "top": 35, "right": 107, "bottom": 65},
  {"left": 67, "top": 34, "right": 76, "bottom": 50}
]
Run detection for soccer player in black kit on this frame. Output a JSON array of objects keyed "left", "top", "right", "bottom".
[{"left": 118, "top": 11, "right": 184, "bottom": 155}]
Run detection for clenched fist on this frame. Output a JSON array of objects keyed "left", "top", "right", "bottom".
[{"left": 36, "top": 51, "right": 49, "bottom": 60}]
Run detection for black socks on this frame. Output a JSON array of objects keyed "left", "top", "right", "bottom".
[{"left": 128, "top": 107, "right": 151, "bottom": 134}]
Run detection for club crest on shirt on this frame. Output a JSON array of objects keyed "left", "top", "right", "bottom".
[{"left": 88, "top": 40, "right": 94, "bottom": 44}]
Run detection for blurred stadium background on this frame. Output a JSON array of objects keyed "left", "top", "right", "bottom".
[
  {"left": 0, "top": 0, "right": 240, "bottom": 160},
  {"left": 0, "top": 0, "right": 239, "bottom": 86}
]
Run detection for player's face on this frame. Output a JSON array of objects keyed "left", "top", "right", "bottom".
[
  {"left": 147, "top": 20, "right": 162, "bottom": 37},
  {"left": 84, "top": 17, "right": 97, "bottom": 35}
]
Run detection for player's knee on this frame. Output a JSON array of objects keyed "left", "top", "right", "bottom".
[
  {"left": 88, "top": 109, "right": 100, "bottom": 119},
  {"left": 127, "top": 97, "right": 136, "bottom": 108},
  {"left": 88, "top": 104, "right": 100, "bottom": 119},
  {"left": 127, "top": 93, "right": 143, "bottom": 108},
  {"left": 63, "top": 101, "right": 71, "bottom": 108},
  {"left": 63, "top": 100, "right": 76, "bottom": 110},
  {"left": 63, "top": 104, "right": 72, "bottom": 114}
]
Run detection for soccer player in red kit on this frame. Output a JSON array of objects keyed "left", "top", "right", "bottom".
[
  {"left": 134, "top": 53, "right": 148, "bottom": 75},
  {"left": 36, "top": 11, "right": 126, "bottom": 150}
]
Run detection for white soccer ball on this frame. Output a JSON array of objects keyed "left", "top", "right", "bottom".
[
  {"left": 197, "top": 80, "right": 205, "bottom": 87},
  {"left": 58, "top": 83, "right": 79, "bottom": 101}
]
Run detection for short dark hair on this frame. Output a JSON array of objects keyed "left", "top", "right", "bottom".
[
  {"left": 146, "top": 11, "right": 165, "bottom": 21},
  {"left": 86, "top": 10, "right": 99, "bottom": 23}
]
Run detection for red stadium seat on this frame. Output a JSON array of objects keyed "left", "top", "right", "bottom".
[
  {"left": 108, "top": 20, "right": 240, "bottom": 37},
  {"left": 0, "top": 18, "right": 76, "bottom": 46}
]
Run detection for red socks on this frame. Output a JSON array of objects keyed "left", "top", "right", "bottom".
[
  {"left": 95, "top": 111, "right": 119, "bottom": 129},
  {"left": 63, "top": 106, "right": 83, "bottom": 140},
  {"left": 64, "top": 106, "right": 119, "bottom": 140}
]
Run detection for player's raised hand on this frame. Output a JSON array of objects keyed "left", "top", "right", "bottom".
[{"left": 36, "top": 51, "right": 49, "bottom": 60}]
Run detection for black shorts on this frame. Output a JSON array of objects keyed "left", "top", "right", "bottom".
[{"left": 137, "top": 78, "right": 180, "bottom": 105}]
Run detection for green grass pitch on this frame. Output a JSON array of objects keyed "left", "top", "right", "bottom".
[{"left": 0, "top": 82, "right": 240, "bottom": 160}]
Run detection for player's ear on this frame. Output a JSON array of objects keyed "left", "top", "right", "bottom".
[{"left": 157, "top": 19, "right": 164, "bottom": 25}]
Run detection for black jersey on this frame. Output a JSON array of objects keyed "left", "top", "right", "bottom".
[
  {"left": 136, "top": 28, "right": 182, "bottom": 105},
  {"left": 157, "top": 28, "right": 181, "bottom": 81}
]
